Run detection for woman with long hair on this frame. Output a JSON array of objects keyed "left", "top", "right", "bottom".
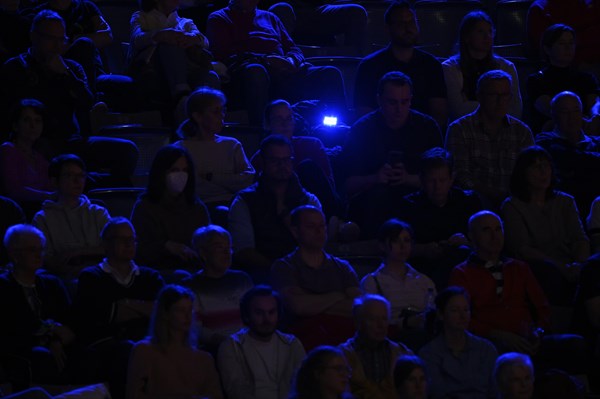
[
  {"left": 442, "top": 11, "right": 522, "bottom": 121},
  {"left": 393, "top": 355, "right": 428, "bottom": 399},
  {"left": 290, "top": 346, "right": 354, "bottom": 399},
  {"left": 131, "top": 145, "right": 210, "bottom": 271},
  {"left": 126, "top": 284, "right": 223, "bottom": 399}
]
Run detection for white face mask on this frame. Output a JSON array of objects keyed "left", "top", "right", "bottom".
[{"left": 166, "top": 171, "right": 188, "bottom": 194}]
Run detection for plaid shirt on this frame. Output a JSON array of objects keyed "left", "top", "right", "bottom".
[{"left": 445, "top": 109, "right": 534, "bottom": 196}]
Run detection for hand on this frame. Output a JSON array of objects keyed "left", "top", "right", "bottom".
[
  {"left": 153, "top": 29, "right": 187, "bottom": 47},
  {"left": 165, "top": 241, "right": 198, "bottom": 261},
  {"left": 446, "top": 233, "right": 469, "bottom": 247},
  {"left": 264, "top": 55, "right": 297, "bottom": 74},
  {"left": 53, "top": 324, "right": 75, "bottom": 346},
  {"left": 388, "top": 162, "right": 407, "bottom": 186},
  {"left": 490, "top": 330, "right": 537, "bottom": 355},
  {"left": 48, "top": 340, "right": 67, "bottom": 372},
  {"left": 375, "top": 163, "right": 394, "bottom": 184}
]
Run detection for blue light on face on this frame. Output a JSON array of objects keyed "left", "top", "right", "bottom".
[{"left": 322, "top": 116, "right": 338, "bottom": 127}]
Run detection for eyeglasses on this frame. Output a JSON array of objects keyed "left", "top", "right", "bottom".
[
  {"left": 482, "top": 92, "right": 512, "bottom": 101},
  {"left": 110, "top": 237, "right": 137, "bottom": 245},
  {"left": 60, "top": 172, "right": 86, "bottom": 180},
  {"left": 324, "top": 365, "right": 352, "bottom": 374}
]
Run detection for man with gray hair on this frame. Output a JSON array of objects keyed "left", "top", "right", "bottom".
[
  {"left": 339, "top": 294, "right": 411, "bottom": 399},
  {"left": 0, "top": 224, "right": 75, "bottom": 383},
  {"left": 445, "top": 70, "right": 534, "bottom": 208},
  {"left": 536, "top": 90, "right": 600, "bottom": 214},
  {"left": 494, "top": 352, "right": 534, "bottom": 399}
]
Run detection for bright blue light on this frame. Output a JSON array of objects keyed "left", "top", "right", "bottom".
[{"left": 323, "top": 116, "right": 338, "bottom": 127}]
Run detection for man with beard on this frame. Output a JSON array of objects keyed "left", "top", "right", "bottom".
[
  {"left": 353, "top": 0, "right": 447, "bottom": 129},
  {"left": 217, "top": 285, "right": 305, "bottom": 399}
]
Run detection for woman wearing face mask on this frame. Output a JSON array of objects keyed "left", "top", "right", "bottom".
[{"left": 131, "top": 145, "right": 210, "bottom": 273}]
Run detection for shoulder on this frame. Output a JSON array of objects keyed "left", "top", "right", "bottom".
[
  {"left": 408, "top": 109, "right": 437, "bottom": 126},
  {"left": 275, "top": 329, "right": 302, "bottom": 346},
  {"left": 351, "top": 110, "right": 380, "bottom": 130},
  {"left": 359, "top": 47, "right": 388, "bottom": 64},
  {"left": 79, "top": 264, "right": 104, "bottom": 277},
  {"left": 466, "top": 331, "right": 497, "bottom": 353},
  {"left": 493, "top": 55, "right": 516, "bottom": 69},
  {"left": 215, "top": 135, "right": 242, "bottom": 146}
]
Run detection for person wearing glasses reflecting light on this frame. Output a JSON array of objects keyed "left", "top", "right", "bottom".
[{"left": 445, "top": 70, "right": 534, "bottom": 209}]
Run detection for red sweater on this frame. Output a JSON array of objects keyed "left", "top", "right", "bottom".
[{"left": 449, "top": 256, "right": 550, "bottom": 338}]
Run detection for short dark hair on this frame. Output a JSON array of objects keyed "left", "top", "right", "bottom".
[
  {"left": 420, "top": 147, "right": 453, "bottom": 177},
  {"left": 239, "top": 285, "right": 283, "bottom": 326},
  {"left": 384, "top": 0, "right": 413, "bottom": 25},
  {"left": 48, "top": 154, "right": 86, "bottom": 180},
  {"left": 9, "top": 99, "right": 45, "bottom": 134},
  {"left": 476, "top": 69, "right": 512, "bottom": 95},
  {"left": 377, "top": 71, "right": 413, "bottom": 96},
  {"left": 101, "top": 217, "right": 134, "bottom": 241},
  {"left": 145, "top": 145, "right": 198, "bottom": 205},
  {"left": 509, "top": 145, "right": 557, "bottom": 202},
  {"left": 435, "top": 286, "right": 469, "bottom": 313},
  {"left": 394, "top": 355, "right": 427, "bottom": 393},
  {"left": 259, "top": 134, "right": 293, "bottom": 157},
  {"left": 290, "top": 205, "right": 323, "bottom": 227},
  {"left": 186, "top": 87, "right": 226, "bottom": 119},
  {"left": 377, "top": 218, "right": 414, "bottom": 244},
  {"left": 541, "top": 24, "right": 576, "bottom": 61},
  {"left": 263, "top": 99, "right": 292, "bottom": 129},
  {"left": 291, "top": 346, "right": 346, "bottom": 399},
  {"left": 31, "top": 9, "right": 65, "bottom": 32}
]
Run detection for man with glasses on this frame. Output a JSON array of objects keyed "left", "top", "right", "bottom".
[
  {"left": 72, "top": 216, "right": 164, "bottom": 398},
  {"left": 229, "top": 134, "right": 321, "bottom": 284},
  {"left": 344, "top": 71, "right": 442, "bottom": 238},
  {"left": 445, "top": 70, "right": 534, "bottom": 209},
  {"left": 32, "top": 154, "right": 110, "bottom": 276},
  {"left": 353, "top": 1, "right": 447, "bottom": 129}
]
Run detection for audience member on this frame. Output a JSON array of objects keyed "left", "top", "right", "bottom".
[
  {"left": 536, "top": 91, "right": 600, "bottom": 215},
  {"left": 217, "top": 285, "right": 305, "bottom": 399},
  {"left": 289, "top": 345, "right": 353, "bottom": 399},
  {"left": 206, "top": 0, "right": 345, "bottom": 126},
  {"left": 399, "top": 147, "right": 480, "bottom": 288},
  {"left": 0, "top": 99, "right": 53, "bottom": 217},
  {"left": 527, "top": 0, "right": 600, "bottom": 65},
  {"left": 443, "top": 11, "right": 522, "bottom": 121},
  {"left": 73, "top": 217, "right": 164, "bottom": 346},
  {"left": 353, "top": 0, "right": 447, "bottom": 128},
  {"left": 251, "top": 99, "right": 342, "bottom": 220},
  {"left": 129, "top": 0, "right": 218, "bottom": 112},
  {"left": 345, "top": 71, "right": 442, "bottom": 238},
  {"left": 126, "top": 284, "right": 224, "bottom": 399},
  {"left": 449, "top": 211, "right": 550, "bottom": 354},
  {"left": 360, "top": 219, "right": 435, "bottom": 343},
  {"left": 228, "top": 135, "right": 321, "bottom": 283},
  {"left": 32, "top": 154, "right": 109, "bottom": 276},
  {"left": 339, "top": 294, "right": 411, "bottom": 399},
  {"left": 452, "top": 212, "right": 588, "bottom": 377},
  {"left": 494, "top": 352, "right": 534, "bottom": 399},
  {"left": 393, "top": 355, "right": 428, "bottom": 399},
  {"left": 131, "top": 145, "right": 210, "bottom": 272},
  {"left": 174, "top": 87, "right": 254, "bottom": 212},
  {"left": 418, "top": 286, "right": 498, "bottom": 399},
  {"left": 445, "top": 70, "right": 534, "bottom": 209},
  {"left": 501, "top": 145, "right": 589, "bottom": 305},
  {"left": 0, "top": 10, "right": 139, "bottom": 181},
  {"left": 0, "top": 195, "right": 25, "bottom": 266},
  {"left": 533, "top": 368, "right": 585, "bottom": 399},
  {"left": 268, "top": 0, "right": 367, "bottom": 55},
  {"left": 72, "top": 217, "right": 164, "bottom": 399},
  {"left": 573, "top": 253, "right": 600, "bottom": 352},
  {"left": 28, "top": 0, "right": 113, "bottom": 91},
  {"left": 0, "top": 224, "right": 75, "bottom": 384},
  {"left": 182, "top": 225, "right": 253, "bottom": 352},
  {"left": 526, "top": 24, "right": 599, "bottom": 134},
  {"left": 271, "top": 205, "right": 360, "bottom": 349}
]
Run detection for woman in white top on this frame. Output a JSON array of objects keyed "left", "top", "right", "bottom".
[{"left": 442, "top": 11, "right": 522, "bottom": 121}]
